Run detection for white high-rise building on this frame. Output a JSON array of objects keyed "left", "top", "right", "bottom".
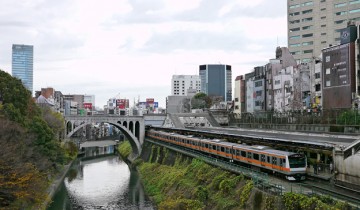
[
  {"left": 171, "top": 75, "right": 201, "bottom": 96},
  {"left": 287, "top": 0, "right": 360, "bottom": 63}
]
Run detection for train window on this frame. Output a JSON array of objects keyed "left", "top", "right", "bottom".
[
  {"left": 225, "top": 148, "right": 230, "bottom": 153},
  {"left": 220, "top": 147, "right": 225, "bottom": 152},
  {"left": 187, "top": 140, "right": 189, "bottom": 144},
  {"left": 253, "top": 153, "right": 259, "bottom": 160},
  {"left": 272, "top": 157, "right": 277, "bottom": 165},
  {"left": 282, "top": 158, "right": 286, "bottom": 163},
  {"left": 182, "top": 139, "right": 185, "bottom": 143},
  {"left": 212, "top": 145, "right": 216, "bottom": 150},
  {"left": 236, "top": 150, "right": 240, "bottom": 156},
  {"left": 205, "top": 144, "right": 208, "bottom": 148},
  {"left": 241, "top": 151, "right": 246, "bottom": 157},
  {"left": 261, "top": 154, "right": 265, "bottom": 162},
  {"left": 247, "top": 152, "right": 252, "bottom": 159},
  {"left": 267, "top": 156, "right": 270, "bottom": 163}
]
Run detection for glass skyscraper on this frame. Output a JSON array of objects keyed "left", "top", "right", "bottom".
[
  {"left": 199, "top": 64, "right": 232, "bottom": 102},
  {"left": 12, "top": 44, "right": 34, "bottom": 94}
]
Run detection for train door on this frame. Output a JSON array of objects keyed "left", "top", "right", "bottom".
[
  {"left": 272, "top": 157, "right": 278, "bottom": 170},
  {"left": 279, "top": 158, "right": 284, "bottom": 171},
  {"left": 261, "top": 154, "right": 266, "bottom": 167}
]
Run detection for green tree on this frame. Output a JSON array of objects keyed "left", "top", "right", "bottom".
[{"left": 191, "top": 93, "right": 212, "bottom": 109}]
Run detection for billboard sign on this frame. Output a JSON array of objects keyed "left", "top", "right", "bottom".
[
  {"left": 322, "top": 43, "right": 355, "bottom": 109},
  {"left": 116, "top": 99, "right": 126, "bottom": 109},
  {"left": 83, "top": 103, "right": 93, "bottom": 110},
  {"left": 146, "top": 98, "right": 154, "bottom": 104}
]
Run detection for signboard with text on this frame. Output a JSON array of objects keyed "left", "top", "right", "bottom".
[{"left": 322, "top": 43, "right": 355, "bottom": 109}]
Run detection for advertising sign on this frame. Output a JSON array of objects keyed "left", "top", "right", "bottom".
[
  {"left": 322, "top": 43, "right": 355, "bottom": 109},
  {"left": 146, "top": 98, "right": 154, "bottom": 104},
  {"left": 83, "top": 103, "right": 93, "bottom": 109}
]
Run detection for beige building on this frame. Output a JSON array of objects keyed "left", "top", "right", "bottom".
[{"left": 287, "top": 0, "right": 360, "bottom": 63}]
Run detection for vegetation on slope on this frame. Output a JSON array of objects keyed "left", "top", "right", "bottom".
[
  {"left": 118, "top": 140, "right": 355, "bottom": 210},
  {"left": 0, "top": 70, "right": 76, "bottom": 209}
]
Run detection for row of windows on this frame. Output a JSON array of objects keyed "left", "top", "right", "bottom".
[
  {"left": 289, "top": 1, "right": 313, "bottom": 9},
  {"left": 289, "top": 41, "right": 314, "bottom": 48},
  {"left": 290, "top": 49, "right": 313, "bottom": 55},
  {"left": 158, "top": 134, "right": 287, "bottom": 166},
  {"left": 335, "top": 0, "right": 360, "bottom": 8},
  {"left": 289, "top": 9, "right": 312, "bottom": 17}
]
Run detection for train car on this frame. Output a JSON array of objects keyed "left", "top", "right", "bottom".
[{"left": 146, "top": 129, "right": 307, "bottom": 181}]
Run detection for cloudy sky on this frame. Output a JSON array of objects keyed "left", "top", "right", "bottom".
[{"left": 0, "top": 0, "right": 287, "bottom": 108}]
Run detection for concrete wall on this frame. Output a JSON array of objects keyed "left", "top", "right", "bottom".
[{"left": 334, "top": 150, "right": 360, "bottom": 191}]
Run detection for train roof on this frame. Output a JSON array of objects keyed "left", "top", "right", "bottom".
[{"left": 150, "top": 129, "right": 302, "bottom": 157}]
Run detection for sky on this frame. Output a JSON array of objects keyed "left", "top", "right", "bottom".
[{"left": 0, "top": 0, "right": 287, "bottom": 108}]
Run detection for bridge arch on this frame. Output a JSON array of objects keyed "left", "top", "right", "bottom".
[{"left": 64, "top": 116, "right": 145, "bottom": 159}]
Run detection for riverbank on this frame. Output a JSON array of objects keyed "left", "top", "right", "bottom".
[{"left": 41, "top": 160, "right": 74, "bottom": 209}]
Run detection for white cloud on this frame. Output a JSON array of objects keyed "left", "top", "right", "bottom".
[{"left": 0, "top": 0, "right": 288, "bottom": 108}]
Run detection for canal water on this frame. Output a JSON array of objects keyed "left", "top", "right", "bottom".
[{"left": 47, "top": 155, "right": 154, "bottom": 210}]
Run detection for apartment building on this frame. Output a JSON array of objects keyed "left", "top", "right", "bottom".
[{"left": 287, "top": 0, "right": 360, "bottom": 63}]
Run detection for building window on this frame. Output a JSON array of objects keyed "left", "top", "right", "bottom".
[
  {"left": 255, "top": 81, "right": 263, "bottom": 87},
  {"left": 302, "top": 41, "right": 313, "bottom": 46},
  {"left": 315, "top": 73, "right": 321, "bottom": 79},
  {"left": 349, "top": 8, "right": 360, "bottom": 13},
  {"left": 289, "top": 4, "right": 300, "bottom": 9},
  {"left": 321, "top": 16, "right": 326, "bottom": 19},
  {"left": 335, "top": 20, "right": 346, "bottom": 24},
  {"left": 235, "top": 97, "right": 239, "bottom": 102},
  {"left": 290, "top": 20, "right": 300, "bottom": 24},
  {"left": 350, "top": 0, "right": 360, "bottom": 4},
  {"left": 321, "top": 32, "right": 327, "bottom": 36},
  {"left": 302, "top": 58, "right": 312, "bottom": 63},
  {"left": 291, "top": 51, "right": 301, "bottom": 55},
  {"left": 321, "top": 8, "right": 326, "bottom": 11},
  {"left": 290, "top": 27, "right": 300, "bottom": 32},
  {"left": 302, "top": 25, "right": 312, "bottom": 30},
  {"left": 256, "top": 91, "right": 262, "bottom": 97},
  {"left": 290, "top": 43, "right": 301, "bottom": 47},
  {"left": 326, "top": 68, "right": 330, "bottom": 74},
  {"left": 315, "top": 84, "right": 321, "bottom": 91},
  {"left": 302, "top": 33, "right": 313, "bottom": 38},
  {"left": 321, "top": 41, "right": 327, "bottom": 44},
  {"left": 302, "top": 1, "right": 313, "bottom": 6},
  {"left": 290, "top": 35, "right": 301, "bottom": 39},
  {"left": 321, "top": 24, "right": 326, "bottom": 27},
  {"left": 326, "top": 80, "right": 331, "bottom": 87},
  {"left": 302, "top": 9, "right": 312, "bottom": 14},
  {"left": 335, "top": 11, "right": 347, "bottom": 16},
  {"left": 302, "top": 17, "right": 313, "bottom": 22},
  {"left": 235, "top": 105, "right": 239, "bottom": 110},
  {"left": 334, "top": 2, "right": 347, "bottom": 7},
  {"left": 289, "top": 12, "right": 300, "bottom": 16}
]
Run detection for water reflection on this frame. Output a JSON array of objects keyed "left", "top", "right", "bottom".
[{"left": 48, "top": 156, "right": 154, "bottom": 210}]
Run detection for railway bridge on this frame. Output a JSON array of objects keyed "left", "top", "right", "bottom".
[{"left": 64, "top": 115, "right": 145, "bottom": 159}]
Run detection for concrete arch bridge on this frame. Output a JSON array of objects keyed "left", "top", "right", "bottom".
[{"left": 64, "top": 115, "right": 145, "bottom": 159}]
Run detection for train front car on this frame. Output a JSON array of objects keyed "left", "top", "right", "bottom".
[{"left": 285, "top": 153, "right": 307, "bottom": 181}]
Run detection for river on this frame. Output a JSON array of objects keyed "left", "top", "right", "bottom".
[{"left": 47, "top": 155, "right": 154, "bottom": 210}]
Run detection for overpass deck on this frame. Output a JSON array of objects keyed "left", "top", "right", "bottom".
[{"left": 191, "top": 127, "right": 358, "bottom": 148}]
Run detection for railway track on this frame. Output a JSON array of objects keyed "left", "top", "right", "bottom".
[{"left": 303, "top": 180, "right": 360, "bottom": 208}]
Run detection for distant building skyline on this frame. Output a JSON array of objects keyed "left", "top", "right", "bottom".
[{"left": 12, "top": 44, "right": 34, "bottom": 94}]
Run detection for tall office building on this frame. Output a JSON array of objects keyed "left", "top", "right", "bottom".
[
  {"left": 199, "top": 64, "right": 232, "bottom": 101},
  {"left": 12, "top": 44, "right": 34, "bottom": 94},
  {"left": 171, "top": 75, "right": 201, "bottom": 96},
  {"left": 287, "top": 0, "right": 360, "bottom": 63}
]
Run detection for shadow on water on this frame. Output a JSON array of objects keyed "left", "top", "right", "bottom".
[{"left": 47, "top": 155, "right": 154, "bottom": 210}]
